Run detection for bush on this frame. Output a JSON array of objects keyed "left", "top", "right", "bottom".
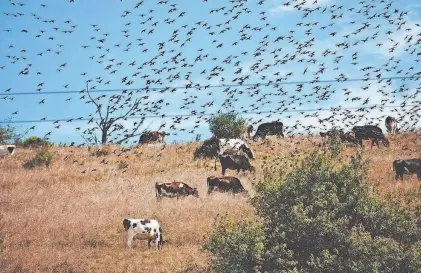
[
  {"left": 24, "top": 148, "right": 53, "bottom": 169},
  {"left": 22, "top": 136, "right": 52, "bottom": 148},
  {"left": 205, "top": 147, "right": 421, "bottom": 273},
  {"left": 208, "top": 112, "right": 246, "bottom": 139}
]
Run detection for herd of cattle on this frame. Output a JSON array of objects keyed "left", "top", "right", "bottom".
[{"left": 2, "top": 119, "right": 421, "bottom": 250}]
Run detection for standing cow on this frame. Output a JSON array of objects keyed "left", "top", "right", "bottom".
[
  {"left": 218, "top": 138, "right": 255, "bottom": 160},
  {"left": 123, "top": 218, "right": 165, "bottom": 250},
  {"left": 138, "top": 131, "right": 167, "bottom": 145},
  {"left": 216, "top": 154, "right": 255, "bottom": 176},
  {"left": 392, "top": 159, "right": 421, "bottom": 181},
  {"left": 206, "top": 176, "right": 248, "bottom": 196},
  {"left": 385, "top": 116, "right": 398, "bottom": 135},
  {"left": 253, "top": 121, "right": 284, "bottom": 140},
  {"left": 352, "top": 125, "right": 389, "bottom": 148},
  {"left": 155, "top": 182, "right": 199, "bottom": 200}
]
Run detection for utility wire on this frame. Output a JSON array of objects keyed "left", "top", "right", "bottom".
[
  {"left": 0, "top": 75, "right": 419, "bottom": 97},
  {"left": 1, "top": 103, "right": 418, "bottom": 124}
]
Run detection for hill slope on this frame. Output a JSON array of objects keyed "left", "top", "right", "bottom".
[{"left": 1, "top": 133, "right": 421, "bottom": 273}]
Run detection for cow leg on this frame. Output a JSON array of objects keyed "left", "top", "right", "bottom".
[
  {"left": 222, "top": 167, "right": 226, "bottom": 176},
  {"left": 148, "top": 239, "right": 152, "bottom": 249},
  {"left": 155, "top": 236, "right": 160, "bottom": 250},
  {"left": 127, "top": 231, "right": 135, "bottom": 248}
]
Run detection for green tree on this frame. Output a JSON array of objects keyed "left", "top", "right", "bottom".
[
  {"left": 22, "top": 136, "right": 52, "bottom": 148},
  {"left": 208, "top": 112, "right": 246, "bottom": 139},
  {"left": 205, "top": 147, "right": 421, "bottom": 273},
  {"left": 0, "top": 124, "right": 20, "bottom": 144}
]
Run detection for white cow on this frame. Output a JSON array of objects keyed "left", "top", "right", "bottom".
[
  {"left": 0, "top": 145, "right": 15, "bottom": 158},
  {"left": 218, "top": 139, "right": 255, "bottom": 160},
  {"left": 123, "top": 218, "right": 164, "bottom": 250}
]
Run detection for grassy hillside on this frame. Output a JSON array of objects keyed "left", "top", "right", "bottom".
[{"left": 1, "top": 133, "right": 421, "bottom": 273}]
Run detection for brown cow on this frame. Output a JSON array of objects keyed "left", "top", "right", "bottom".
[
  {"left": 206, "top": 176, "right": 248, "bottom": 196},
  {"left": 155, "top": 182, "right": 199, "bottom": 200},
  {"left": 138, "top": 131, "right": 167, "bottom": 145}
]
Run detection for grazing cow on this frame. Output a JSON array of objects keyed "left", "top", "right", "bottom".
[
  {"left": 0, "top": 145, "right": 15, "bottom": 158},
  {"left": 218, "top": 138, "right": 255, "bottom": 160},
  {"left": 155, "top": 182, "right": 199, "bottom": 200},
  {"left": 123, "top": 218, "right": 164, "bottom": 250},
  {"left": 385, "top": 116, "right": 398, "bottom": 135},
  {"left": 392, "top": 159, "right": 421, "bottom": 181},
  {"left": 352, "top": 125, "right": 389, "bottom": 148},
  {"left": 253, "top": 121, "right": 284, "bottom": 140},
  {"left": 207, "top": 176, "right": 248, "bottom": 196},
  {"left": 138, "top": 131, "right": 167, "bottom": 145},
  {"left": 216, "top": 154, "right": 256, "bottom": 176},
  {"left": 339, "top": 132, "right": 359, "bottom": 146}
]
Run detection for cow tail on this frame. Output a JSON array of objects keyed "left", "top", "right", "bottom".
[{"left": 214, "top": 157, "right": 217, "bottom": 171}]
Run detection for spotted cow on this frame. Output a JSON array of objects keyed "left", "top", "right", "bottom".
[
  {"left": 123, "top": 218, "right": 164, "bottom": 250},
  {"left": 155, "top": 181, "right": 199, "bottom": 200}
]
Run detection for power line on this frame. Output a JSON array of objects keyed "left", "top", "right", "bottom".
[
  {"left": 1, "top": 103, "right": 418, "bottom": 124},
  {"left": 0, "top": 75, "right": 419, "bottom": 97}
]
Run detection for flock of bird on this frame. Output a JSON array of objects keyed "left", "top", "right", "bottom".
[{"left": 1, "top": 0, "right": 421, "bottom": 165}]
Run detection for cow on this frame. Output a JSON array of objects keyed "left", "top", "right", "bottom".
[
  {"left": 218, "top": 138, "right": 255, "bottom": 160},
  {"left": 0, "top": 145, "right": 15, "bottom": 158},
  {"left": 352, "top": 125, "right": 390, "bottom": 148},
  {"left": 207, "top": 176, "right": 248, "bottom": 196},
  {"left": 252, "top": 121, "right": 284, "bottom": 140},
  {"left": 392, "top": 159, "right": 421, "bottom": 181},
  {"left": 216, "top": 154, "right": 256, "bottom": 176},
  {"left": 123, "top": 218, "right": 164, "bottom": 250},
  {"left": 155, "top": 182, "right": 199, "bottom": 200},
  {"left": 138, "top": 131, "right": 167, "bottom": 145},
  {"left": 385, "top": 116, "right": 398, "bottom": 135}
]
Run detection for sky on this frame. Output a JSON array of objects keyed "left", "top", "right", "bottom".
[{"left": 0, "top": 0, "right": 421, "bottom": 145}]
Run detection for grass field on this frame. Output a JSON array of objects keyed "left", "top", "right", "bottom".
[{"left": 1, "top": 133, "right": 421, "bottom": 273}]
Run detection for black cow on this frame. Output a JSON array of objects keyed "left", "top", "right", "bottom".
[
  {"left": 393, "top": 159, "right": 421, "bottom": 181},
  {"left": 155, "top": 182, "right": 199, "bottom": 200},
  {"left": 352, "top": 125, "right": 390, "bottom": 148},
  {"left": 206, "top": 176, "right": 248, "bottom": 196},
  {"left": 385, "top": 116, "right": 398, "bottom": 135},
  {"left": 216, "top": 154, "right": 255, "bottom": 176},
  {"left": 253, "top": 121, "right": 284, "bottom": 140}
]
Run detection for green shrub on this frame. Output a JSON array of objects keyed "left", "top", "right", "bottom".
[
  {"left": 208, "top": 112, "right": 246, "bottom": 139},
  {"left": 22, "top": 136, "right": 52, "bottom": 148},
  {"left": 205, "top": 147, "right": 421, "bottom": 273},
  {"left": 23, "top": 148, "right": 53, "bottom": 169}
]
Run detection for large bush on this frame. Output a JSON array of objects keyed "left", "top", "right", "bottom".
[
  {"left": 205, "top": 146, "right": 421, "bottom": 273},
  {"left": 22, "top": 136, "right": 52, "bottom": 148},
  {"left": 208, "top": 112, "right": 246, "bottom": 139}
]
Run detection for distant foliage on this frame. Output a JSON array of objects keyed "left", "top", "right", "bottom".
[
  {"left": 208, "top": 112, "right": 246, "bottom": 139},
  {"left": 24, "top": 148, "right": 54, "bottom": 169},
  {"left": 0, "top": 124, "right": 21, "bottom": 145},
  {"left": 22, "top": 136, "right": 52, "bottom": 148},
  {"left": 205, "top": 147, "right": 421, "bottom": 273}
]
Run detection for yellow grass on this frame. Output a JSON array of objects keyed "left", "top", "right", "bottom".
[{"left": 1, "top": 133, "right": 421, "bottom": 273}]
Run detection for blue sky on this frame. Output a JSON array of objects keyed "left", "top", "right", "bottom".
[{"left": 1, "top": 0, "right": 421, "bottom": 145}]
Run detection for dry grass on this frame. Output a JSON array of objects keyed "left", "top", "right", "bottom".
[{"left": 1, "top": 134, "right": 421, "bottom": 273}]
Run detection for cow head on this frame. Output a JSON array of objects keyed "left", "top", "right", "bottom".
[
  {"left": 382, "top": 138, "right": 390, "bottom": 148},
  {"left": 239, "top": 144, "right": 255, "bottom": 160},
  {"left": 189, "top": 187, "right": 199, "bottom": 198},
  {"left": 249, "top": 165, "right": 256, "bottom": 174}
]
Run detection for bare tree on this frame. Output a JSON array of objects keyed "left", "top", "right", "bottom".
[{"left": 81, "top": 86, "right": 150, "bottom": 145}]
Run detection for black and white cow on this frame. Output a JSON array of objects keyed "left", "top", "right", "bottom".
[
  {"left": 385, "top": 116, "right": 398, "bottom": 135},
  {"left": 123, "top": 218, "right": 165, "bottom": 250},
  {"left": 0, "top": 145, "right": 15, "bottom": 158},
  {"left": 392, "top": 159, "right": 421, "bottom": 181},
  {"left": 218, "top": 138, "right": 255, "bottom": 160}
]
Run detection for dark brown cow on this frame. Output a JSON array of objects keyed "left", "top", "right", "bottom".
[
  {"left": 216, "top": 154, "right": 256, "bottom": 176},
  {"left": 138, "top": 131, "right": 167, "bottom": 145},
  {"left": 155, "top": 182, "right": 199, "bottom": 200},
  {"left": 206, "top": 176, "right": 248, "bottom": 196}
]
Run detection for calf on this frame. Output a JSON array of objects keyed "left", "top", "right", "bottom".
[
  {"left": 216, "top": 154, "right": 255, "bottom": 176},
  {"left": 123, "top": 218, "right": 164, "bottom": 250},
  {"left": 385, "top": 116, "right": 398, "bottom": 135},
  {"left": 155, "top": 181, "right": 199, "bottom": 200},
  {"left": 392, "top": 159, "right": 421, "bottom": 181},
  {"left": 207, "top": 176, "right": 248, "bottom": 196}
]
